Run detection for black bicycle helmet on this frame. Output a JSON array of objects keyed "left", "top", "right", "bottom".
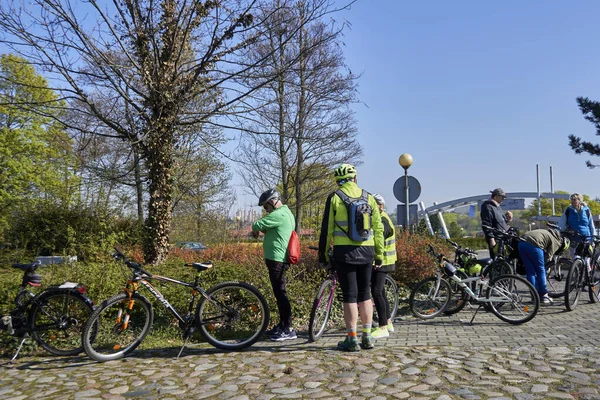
[{"left": 258, "top": 189, "right": 280, "bottom": 206}]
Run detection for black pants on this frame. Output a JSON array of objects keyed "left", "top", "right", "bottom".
[
  {"left": 371, "top": 270, "right": 390, "bottom": 326},
  {"left": 335, "top": 262, "right": 372, "bottom": 303},
  {"left": 266, "top": 259, "right": 292, "bottom": 329}
]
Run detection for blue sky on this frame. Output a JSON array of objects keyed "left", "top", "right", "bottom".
[{"left": 304, "top": 0, "right": 600, "bottom": 215}]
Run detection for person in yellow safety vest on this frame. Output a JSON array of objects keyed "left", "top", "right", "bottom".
[
  {"left": 369, "top": 193, "right": 397, "bottom": 338},
  {"left": 318, "top": 164, "right": 384, "bottom": 352}
]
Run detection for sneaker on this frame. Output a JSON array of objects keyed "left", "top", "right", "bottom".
[
  {"left": 361, "top": 335, "right": 375, "bottom": 350},
  {"left": 387, "top": 323, "right": 395, "bottom": 333},
  {"left": 371, "top": 327, "right": 389, "bottom": 338},
  {"left": 270, "top": 328, "right": 297, "bottom": 341},
  {"left": 337, "top": 337, "right": 360, "bottom": 352},
  {"left": 542, "top": 294, "right": 553, "bottom": 304},
  {"left": 265, "top": 323, "right": 283, "bottom": 336}
]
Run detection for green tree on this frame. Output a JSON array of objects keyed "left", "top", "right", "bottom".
[
  {"left": 521, "top": 191, "right": 600, "bottom": 219},
  {"left": 0, "top": 54, "right": 75, "bottom": 233},
  {"left": 568, "top": 97, "right": 600, "bottom": 168}
]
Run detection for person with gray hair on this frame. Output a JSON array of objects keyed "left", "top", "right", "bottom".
[{"left": 559, "top": 193, "right": 595, "bottom": 242}]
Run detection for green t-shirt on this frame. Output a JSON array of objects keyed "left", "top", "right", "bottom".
[{"left": 252, "top": 205, "right": 295, "bottom": 262}]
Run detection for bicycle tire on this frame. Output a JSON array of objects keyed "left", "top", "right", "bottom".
[
  {"left": 481, "top": 259, "right": 513, "bottom": 282},
  {"left": 384, "top": 275, "right": 399, "bottom": 319},
  {"left": 443, "top": 270, "right": 469, "bottom": 316},
  {"left": 409, "top": 276, "right": 451, "bottom": 319},
  {"left": 196, "top": 281, "right": 269, "bottom": 351},
  {"left": 28, "top": 289, "right": 94, "bottom": 356},
  {"left": 486, "top": 274, "right": 539, "bottom": 324},
  {"left": 308, "top": 279, "right": 336, "bottom": 342},
  {"left": 83, "top": 292, "right": 153, "bottom": 362},
  {"left": 589, "top": 262, "right": 600, "bottom": 303},
  {"left": 565, "top": 259, "right": 583, "bottom": 311},
  {"left": 546, "top": 257, "right": 572, "bottom": 298}
]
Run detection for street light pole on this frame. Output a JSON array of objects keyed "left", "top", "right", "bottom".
[{"left": 399, "top": 153, "right": 413, "bottom": 230}]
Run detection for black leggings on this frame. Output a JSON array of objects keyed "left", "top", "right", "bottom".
[
  {"left": 266, "top": 259, "right": 292, "bottom": 329},
  {"left": 335, "top": 262, "right": 372, "bottom": 303},
  {"left": 371, "top": 270, "right": 390, "bottom": 326}
]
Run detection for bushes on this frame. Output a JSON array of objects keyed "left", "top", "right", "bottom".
[{"left": 391, "top": 230, "right": 451, "bottom": 286}]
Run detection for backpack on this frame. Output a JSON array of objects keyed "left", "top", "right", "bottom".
[
  {"left": 286, "top": 230, "right": 300, "bottom": 265},
  {"left": 335, "top": 189, "right": 373, "bottom": 242}
]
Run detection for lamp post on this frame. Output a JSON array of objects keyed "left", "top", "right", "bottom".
[{"left": 398, "top": 153, "right": 413, "bottom": 230}]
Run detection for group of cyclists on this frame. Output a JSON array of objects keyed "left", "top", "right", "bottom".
[
  {"left": 482, "top": 190, "right": 595, "bottom": 304},
  {"left": 251, "top": 167, "right": 597, "bottom": 352},
  {"left": 252, "top": 163, "right": 395, "bottom": 352}
]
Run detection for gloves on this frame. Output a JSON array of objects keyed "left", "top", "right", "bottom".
[{"left": 375, "top": 259, "right": 382, "bottom": 267}]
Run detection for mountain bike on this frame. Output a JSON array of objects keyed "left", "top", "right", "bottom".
[
  {"left": 0, "top": 260, "right": 95, "bottom": 362},
  {"left": 480, "top": 226, "right": 520, "bottom": 280},
  {"left": 409, "top": 244, "right": 540, "bottom": 324},
  {"left": 545, "top": 255, "right": 572, "bottom": 298},
  {"left": 307, "top": 246, "right": 398, "bottom": 342},
  {"left": 563, "top": 230, "right": 600, "bottom": 311},
  {"left": 81, "top": 248, "right": 269, "bottom": 362}
]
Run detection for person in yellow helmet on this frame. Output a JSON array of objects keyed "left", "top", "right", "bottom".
[{"left": 318, "top": 164, "right": 384, "bottom": 352}]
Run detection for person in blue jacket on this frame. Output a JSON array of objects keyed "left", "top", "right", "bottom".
[{"left": 559, "top": 193, "right": 595, "bottom": 247}]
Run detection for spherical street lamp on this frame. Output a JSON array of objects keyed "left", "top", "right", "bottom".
[
  {"left": 398, "top": 153, "right": 413, "bottom": 230},
  {"left": 399, "top": 153, "right": 413, "bottom": 171}
]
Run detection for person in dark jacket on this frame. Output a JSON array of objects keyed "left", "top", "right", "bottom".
[
  {"left": 481, "top": 188, "right": 512, "bottom": 259},
  {"left": 518, "top": 228, "right": 570, "bottom": 304},
  {"left": 369, "top": 194, "right": 397, "bottom": 339}
]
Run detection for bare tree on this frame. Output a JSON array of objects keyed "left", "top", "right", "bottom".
[
  {"left": 0, "top": 0, "right": 353, "bottom": 263},
  {"left": 235, "top": 0, "right": 362, "bottom": 231}
]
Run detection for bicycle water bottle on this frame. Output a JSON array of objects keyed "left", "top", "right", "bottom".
[{"left": 2, "top": 315, "right": 14, "bottom": 335}]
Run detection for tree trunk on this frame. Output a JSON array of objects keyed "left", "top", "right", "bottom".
[{"left": 143, "top": 126, "right": 174, "bottom": 264}]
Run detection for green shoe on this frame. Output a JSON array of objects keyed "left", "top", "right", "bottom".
[
  {"left": 387, "top": 323, "right": 395, "bottom": 333},
  {"left": 371, "top": 327, "right": 389, "bottom": 338},
  {"left": 361, "top": 335, "right": 375, "bottom": 349},
  {"left": 337, "top": 337, "right": 360, "bottom": 352}
]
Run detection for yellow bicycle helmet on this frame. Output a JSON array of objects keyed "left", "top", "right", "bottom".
[{"left": 334, "top": 164, "right": 357, "bottom": 181}]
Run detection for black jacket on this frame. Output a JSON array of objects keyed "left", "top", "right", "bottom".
[{"left": 480, "top": 199, "right": 509, "bottom": 239}]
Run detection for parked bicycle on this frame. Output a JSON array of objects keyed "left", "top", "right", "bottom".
[
  {"left": 0, "top": 260, "right": 95, "bottom": 362},
  {"left": 307, "top": 246, "right": 398, "bottom": 342},
  {"left": 480, "top": 226, "right": 520, "bottom": 280},
  {"left": 81, "top": 248, "right": 269, "bottom": 362},
  {"left": 409, "top": 244, "right": 540, "bottom": 324},
  {"left": 563, "top": 230, "right": 600, "bottom": 311},
  {"left": 545, "top": 254, "right": 573, "bottom": 299}
]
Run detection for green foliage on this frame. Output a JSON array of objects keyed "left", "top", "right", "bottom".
[
  {"left": 0, "top": 54, "right": 76, "bottom": 235},
  {"left": 521, "top": 191, "right": 600, "bottom": 219},
  {"left": 4, "top": 202, "right": 142, "bottom": 260},
  {"left": 568, "top": 96, "right": 600, "bottom": 168}
]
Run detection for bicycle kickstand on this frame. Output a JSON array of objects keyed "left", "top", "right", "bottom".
[
  {"left": 10, "top": 334, "right": 29, "bottom": 363},
  {"left": 176, "top": 327, "right": 195, "bottom": 360},
  {"left": 468, "top": 305, "right": 483, "bottom": 325}
]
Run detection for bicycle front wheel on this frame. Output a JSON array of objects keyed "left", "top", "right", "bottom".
[
  {"left": 546, "top": 257, "right": 571, "bottom": 298},
  {"left": 565, "top": 259, "right": 584, "bottom": 311},
  {"left": 481, "top": 259, "right": 513, "bottom": 282},
  {"left": 308, "top": 279, "right": 336, "bottom": 342},
  {"left": 409, "top": 276, "right": 451, "bottom": 319},
  {"left": 28, "top": 289, "right": 94, "bottom": 356},
  {"left": 589, "top": 262, "right": 600, "bottom": 303},
  {"left": 83, "top": 292, "right": 153, "bottom": 362},
  {"left": 384, "top": 275, "right": 399, "bottom": 320},
  {"left": 486, "top": 275, "right": 539, "bottom": 324},
  {"left": 196, "top": 281, "right": 269, "bottom": 351}
]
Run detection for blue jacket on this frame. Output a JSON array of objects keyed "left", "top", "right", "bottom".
[{"left": 559, "top": 205, "right": 595, "bottom": 237}]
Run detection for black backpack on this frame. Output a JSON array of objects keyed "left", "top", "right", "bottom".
[{"left": 335, "top": 189, "right": 373, "bottom": 242}]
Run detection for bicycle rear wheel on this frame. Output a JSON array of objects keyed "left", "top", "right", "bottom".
[
  {"left": 486, "top": 275, "right": 539, "bottom": 324},
  {"left": 546, "top": 257, "right": 571, "bottom": 298},
  {"left": 28, "top": 289, "right": 94, "bottom": 356},
  {"left": 83, "top": 292, "right": 153, "bottom": 362},
  {"left": 409, "top": 276, "right": 451, "bottom": 319},
  {"left": 384, "top": 275, "right": 399, "bottom": 319},
  {"left": 308, "top": 279, "right": 336, "bottom": 342},
  {"left": 196, "top": 281, "right": 269, "bottom": 350},
  {"left": 481, "top": 259, "right": 513, "bottom": 282},
  {"left": 565, "top": 259, "right": 584, "bottom": 311},
  {"left": 443, "top": 270, "right": 469, "bottom": 316}
]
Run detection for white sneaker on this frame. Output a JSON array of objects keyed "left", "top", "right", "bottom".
[{"left": 542, "top": 294, "right": 553, "bottom": 304}]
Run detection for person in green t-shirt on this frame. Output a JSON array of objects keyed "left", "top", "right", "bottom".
[{"left": 252, "top": 189, "right": 297, "bottom": 342}]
